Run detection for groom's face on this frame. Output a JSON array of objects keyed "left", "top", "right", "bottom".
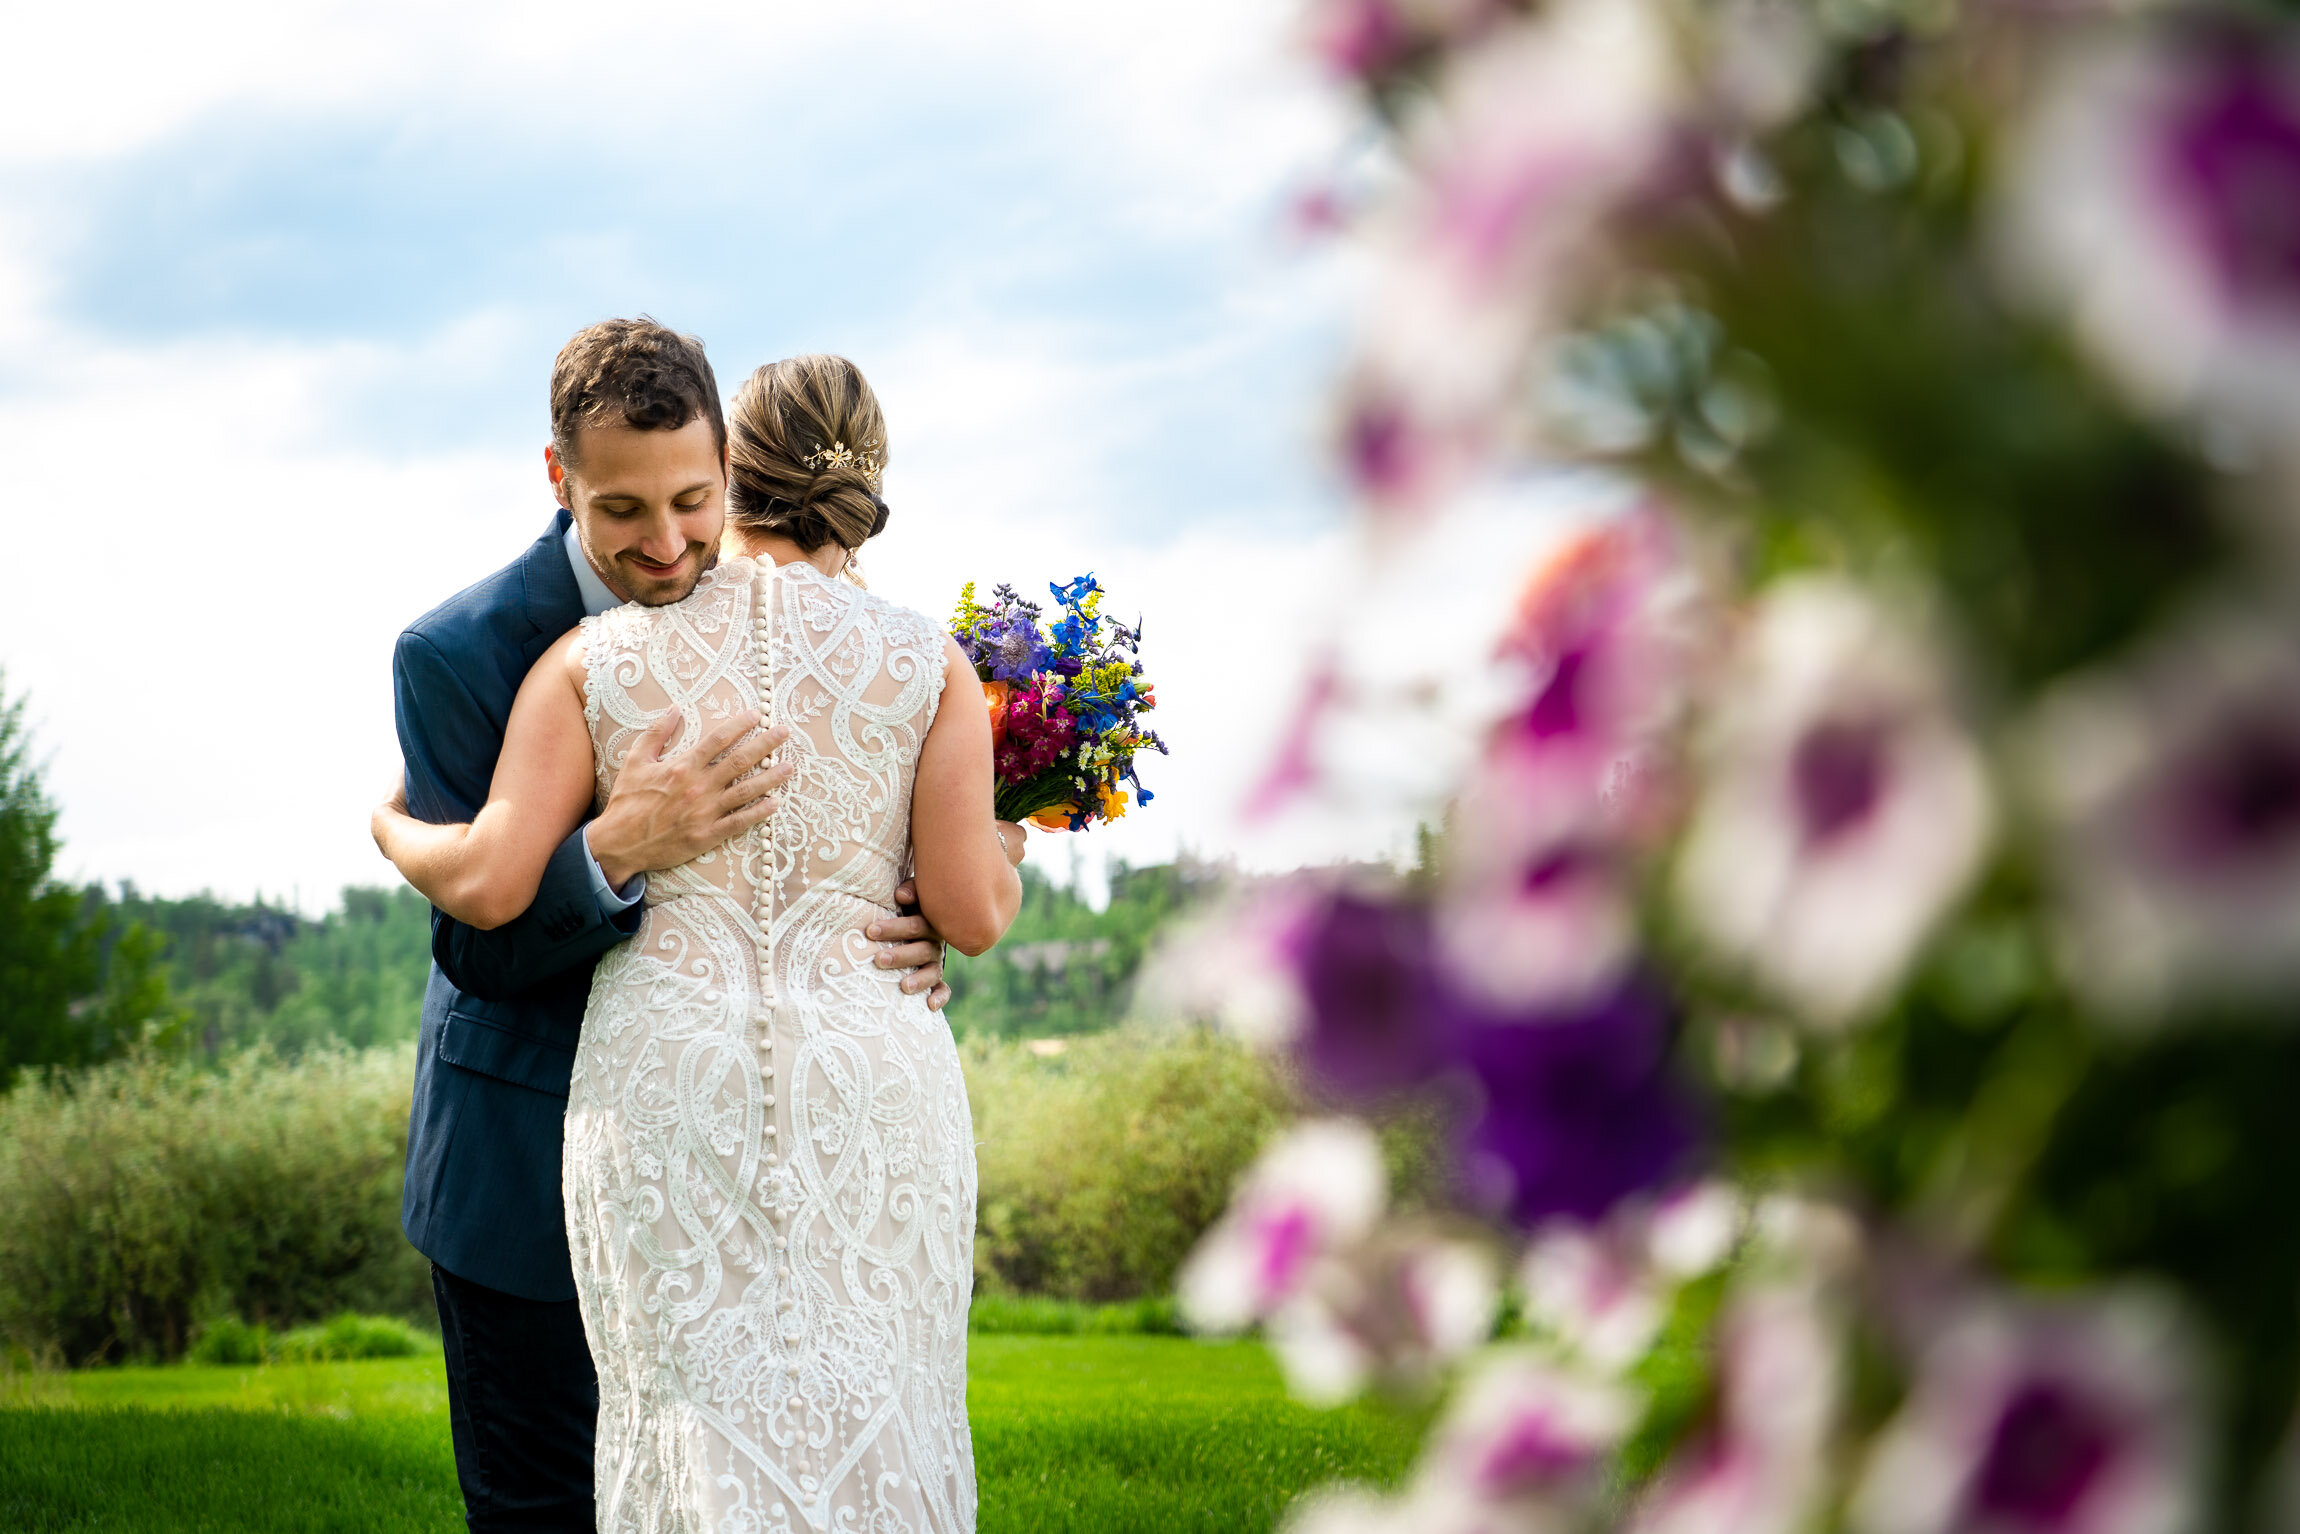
[{"left": 551, "top": 415, "right": 727, "bottom": 607}]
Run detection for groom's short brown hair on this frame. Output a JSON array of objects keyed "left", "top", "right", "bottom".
[{"left": 550, "top": 317, "right": 726, "bottom": 467}]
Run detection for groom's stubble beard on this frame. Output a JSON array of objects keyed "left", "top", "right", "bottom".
[{"left": 574, "top": 518, "right": 721, "bottom": 608}]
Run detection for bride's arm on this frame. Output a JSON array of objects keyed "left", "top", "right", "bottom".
[
  {"left": 910, "top": 638, "right": 1024, "bottom": 956},
  {"left": 375, "top": 632, "right": 597, "bottom": 931}
]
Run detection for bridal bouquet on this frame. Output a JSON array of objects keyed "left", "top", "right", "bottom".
[{"left": 950, "top": 575, "right": 1164, "bottom": 832}]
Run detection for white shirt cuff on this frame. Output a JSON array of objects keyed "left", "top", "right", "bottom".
[{"left": 581, "top": 829, "right": 645, "bottom": 916}]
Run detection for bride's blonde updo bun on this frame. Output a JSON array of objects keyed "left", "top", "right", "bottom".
[{"left": 726, "top": 354, "right": 891, "bottom": 576}]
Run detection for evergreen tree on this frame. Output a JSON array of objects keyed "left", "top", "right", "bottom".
[{"left": 0, "top": 675, "right": 180, "bottom": 1083}]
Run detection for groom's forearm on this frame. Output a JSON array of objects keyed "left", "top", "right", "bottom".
[{"left": 430, "top": 826, "right": 642, "bottom": 1001}]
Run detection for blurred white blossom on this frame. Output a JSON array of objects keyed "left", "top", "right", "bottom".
[
  {"left": 1270, "top": 1229, "right": 1501, "bottom": 1405},
  {"left": 2029, "top": 619, "right": 2300, "bottom": 1019},
  {"left": 1676, "top": 577, "right": 1993, "bottom": 1026},
  {"left": 2000, "top": 24, "right": 2300, "bottom": 450}
]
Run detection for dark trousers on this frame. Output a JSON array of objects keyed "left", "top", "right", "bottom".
[{"left": 431, "top": 1262, "right": 599, "bottom": 1533}]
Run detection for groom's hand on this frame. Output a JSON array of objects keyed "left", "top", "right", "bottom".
[
  {"left": 872, "top": 882, "right": 951, "bottom": 1012},
  {"left": 588, "top": 711, "right": 793, "bottom": 888}
]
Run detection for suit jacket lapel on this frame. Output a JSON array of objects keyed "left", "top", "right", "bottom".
[{"left": 518, "top": 508, "right": 585, "bottom": 664}]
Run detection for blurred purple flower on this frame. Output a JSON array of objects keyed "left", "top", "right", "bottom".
[
  {"left": 1285, "top": 879, "right": 1699, "bottom": 1230},
  {"left": 1293, "top": 891, "right": 1459, "bottom": 1102},
  {"left": 2031, "top": 621, "right": 2300, "bottom": 1017},
  {"left": 1419, "top": 1350, "right": 1643, "bottom": 1506},
  {"left": 1852, "top": 1290, "right": 2202, "bottom": 1534},
  {"left": 1451, "top": 974, "right": 1703, "bottom": 1229},
  {"left": 1675, "top": 577, "right": 1992, "bottom": 1026},
  {"left": 2002, "top": 25, "right": 2300, "bottom": 439}
]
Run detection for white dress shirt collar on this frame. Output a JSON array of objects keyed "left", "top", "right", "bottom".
[{"left": 563, "top": 523, "right": 623, "bottom": 619}]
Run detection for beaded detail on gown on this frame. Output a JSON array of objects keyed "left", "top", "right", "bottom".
[{"left": 565, "top": 556, "right": 973, "bottom": 1534}]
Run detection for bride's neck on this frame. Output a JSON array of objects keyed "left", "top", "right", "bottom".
[{"left": 729, "top": 530, "right": 849, "bottom": 580}]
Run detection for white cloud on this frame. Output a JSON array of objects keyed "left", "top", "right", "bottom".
[{"left": 0, "top": 0, "right": 1599, "bottom": 913}]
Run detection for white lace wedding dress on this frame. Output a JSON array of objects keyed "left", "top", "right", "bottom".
[{"left": 565, "top": 555, "right": 976, "bottom": 1534}]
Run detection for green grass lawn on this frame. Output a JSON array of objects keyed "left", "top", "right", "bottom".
[{"left": 0, "top": 1338, "right": 1424, "bottom": 1533}]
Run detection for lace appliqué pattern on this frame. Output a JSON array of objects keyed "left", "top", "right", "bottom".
[{"left": 566, "top": 558, "right": 970, "bottom": 1534}]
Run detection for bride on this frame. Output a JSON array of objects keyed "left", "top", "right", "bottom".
[{"left": 379, "top": 354, "right": 1021, "bottom": 1534}]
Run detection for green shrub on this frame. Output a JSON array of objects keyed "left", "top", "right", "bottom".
[
  {"left": 272, "top": 1312, "right": 431, "bottom": 1363},
  {"left": 0, "top": 1045, "right": 428, "bottom": 1364},
  {"left": 964, "top": 1026, "right": 1295, "bottom": 1301},
  {"left": 966, "top": 1293, "right": 1183, "bottom": 1335},
  {"left": 185, "top": 1316, "right": 271, "bottom": 1367}
]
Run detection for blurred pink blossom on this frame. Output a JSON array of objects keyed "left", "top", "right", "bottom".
[
  {"left": 1302, "top": 0, "right": 1503, "bottom": 82},
  {"left": 1269, "top": 1229, "right": 1501, "bottom": 1405},
  {"left": 1435, "top": 511, "right": 1702, "bottom": 1011},
  {"left": 1179, "top": 1118, "right": 1387, "bottom": 1333},
  {"left": 1634, "top": 1278, "right": 1846, "bottom": 1534},
  {"left": 1675, "top": 577, "right": 1993, "bottom": 1026},
  {"left": 1350, "top": 0, "right": 1679, "bottom": 510},
  {"left": 1519, "top": 1223, "right": 1665, "bottom": 1372},
  {"left": 1851, "top": 1290, "right": 2203, "bottom": 1534}
]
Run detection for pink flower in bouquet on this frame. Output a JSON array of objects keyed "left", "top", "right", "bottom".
[
  {"left": 1851, "top": 1290, "right": 2202, "bottom": 1534},
  {"left": 1674, "top": 577, "right": 1993, "bottom": 1026},
  {"left": 2029, "top": 618, "right": 2300, "bottom": 1018}
]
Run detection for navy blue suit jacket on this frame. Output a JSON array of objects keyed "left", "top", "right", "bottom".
[{"left": 394, "top": 508, "right": 640, "bottom": 1300}]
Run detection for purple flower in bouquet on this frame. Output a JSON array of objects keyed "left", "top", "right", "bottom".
[
  {"left": 1675, "top": 577, "right": 1993, "bottom": 1027},
  {"left": 2002, "top": 24, "right": 2300, "bottom": 441},
  {"left": 1851, "top": 1290, "right": 2202, "bottom": 1534},
  {"left": 2030, "top": 619, "right": 2300, "bottom": 1017}
]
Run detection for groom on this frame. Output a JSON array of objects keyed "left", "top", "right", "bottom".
[{"left": 384, "top": 317, "right": 952, "bottom": 1532}]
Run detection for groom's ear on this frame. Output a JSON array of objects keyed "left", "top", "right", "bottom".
[{"left": 545, "top": 444, "right": 573, "bottom": 510}]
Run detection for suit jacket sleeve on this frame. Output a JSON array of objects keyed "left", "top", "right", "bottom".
[{"left": 392, "top": 630, "right": 641, "bottom": 1003}]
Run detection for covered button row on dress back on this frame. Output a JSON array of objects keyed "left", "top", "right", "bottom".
[{"left": 751, "top": 563, "right": 779, "bottom": 1093}]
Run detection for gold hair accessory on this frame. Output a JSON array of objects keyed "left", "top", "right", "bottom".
[{"left": 804, "top": 440, "right": 884, "bottom": 492}]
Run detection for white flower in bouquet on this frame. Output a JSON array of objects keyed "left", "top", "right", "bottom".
[{"left": 1675, "top": 576, "right": 1994, "bottom": 1026}]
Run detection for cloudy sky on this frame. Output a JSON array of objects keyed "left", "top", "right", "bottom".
[{"left": 0, "top": 0, "right": 1588, "bottom": 912}]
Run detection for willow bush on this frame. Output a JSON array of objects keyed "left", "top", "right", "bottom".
[{"left": 0, "top": 1045, "right": 426, "bottom": 1364}]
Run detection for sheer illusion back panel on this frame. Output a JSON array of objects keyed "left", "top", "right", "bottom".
[{"left": 566, "top": 557, "right": 974, "bottom": 1534}]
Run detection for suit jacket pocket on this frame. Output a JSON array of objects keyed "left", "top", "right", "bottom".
[{"left": 437, "top": 1005, "right": 578, "bottom": 1099}]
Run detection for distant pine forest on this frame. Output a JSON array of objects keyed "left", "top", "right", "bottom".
[{"left": 94, "top": 861, "right": 1216, "bottom": 1058}]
